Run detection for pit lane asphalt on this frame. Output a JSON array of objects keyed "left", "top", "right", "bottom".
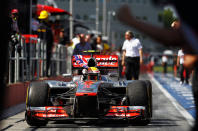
[{"left": 0, "top": 74, "right": 192, "bottom": 131}]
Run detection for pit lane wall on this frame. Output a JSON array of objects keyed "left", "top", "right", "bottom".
[
  {"left": 4, "top": 82, "right": 29, "bottom": 109},
  {"left": 3, "top": 76, "right": 72, "bottom": 110}
]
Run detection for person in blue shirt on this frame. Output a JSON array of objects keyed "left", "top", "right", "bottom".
[{"left": 73, "top": 34, "right": 92, "bottom": 55}]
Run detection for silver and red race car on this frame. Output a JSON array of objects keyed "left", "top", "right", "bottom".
[{"left": 25, "top": 54, "right": 152, "bottom": 126}]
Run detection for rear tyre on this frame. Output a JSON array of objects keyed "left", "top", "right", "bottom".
[
  {"left": 126, "top": 80, "right": 151, "bottom": 125},
  {"left": 26, "top": 82, "right": 49, "bottom": 126}
]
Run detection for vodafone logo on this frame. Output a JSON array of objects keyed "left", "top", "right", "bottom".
[
  {"left": 73, "top": 55, "right": 118, "bottom": 67},
  {"left": 95, "top": 56, "right": 117, "bottom": 61}
]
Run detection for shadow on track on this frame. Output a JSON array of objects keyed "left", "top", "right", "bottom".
[{"left": 24, "top": 118, "right": 180, "bottom": 130}]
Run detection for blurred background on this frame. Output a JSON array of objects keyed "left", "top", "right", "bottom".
[
  {"left": 5, "top": 0, "right": 180, "bottom": 81},
  {"left": 9, "top": 0, "right": 179, "bottom": 51}
]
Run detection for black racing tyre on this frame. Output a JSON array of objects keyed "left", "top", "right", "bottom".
[
  {"left": 127, "top": 80, "right": 148, "bottom": 106},
  {"left": 126, "top": 80, "right": 151, "bottom": 125},
  {"left": 26, "top": 82, "right": 49, "bottom": 107},
  {"left": 26, "top": 82, "right": 49, "bottom": 126},
  {"left": 144, "top": 80, "right": 152, "bottom": 117}
]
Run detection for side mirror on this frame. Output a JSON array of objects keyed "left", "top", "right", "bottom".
[{"left": 108, "top": 73, "right": 119, "bottom": 81}]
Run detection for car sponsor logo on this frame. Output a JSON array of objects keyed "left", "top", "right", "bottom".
[{"left": 72, "top": 55, "right": 118, "bottom": 67}]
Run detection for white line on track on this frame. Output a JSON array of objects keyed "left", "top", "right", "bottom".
[{"left": 148, "top": 74, "right": 194, "bottom": 126}]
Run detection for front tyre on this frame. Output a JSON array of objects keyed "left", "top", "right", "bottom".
[
  {"left": 25, "top": 82, "right": 49, "bottom": 126},
  {"left": 126, "top": 80, "right": 151, "bottom": 125}
]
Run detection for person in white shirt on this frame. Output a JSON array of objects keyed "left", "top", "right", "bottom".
[
  {"left": 177, "top": 48, "right": 189, "bottom": 84},
  {"left": 72, "top": 34, "right": 80, "bottom": 49},
  {"left": 121, "top": 30, "right": 143, "bottom": 80},
  {"left": 162, "top": 55, "right": 168, "bottom": 74}
]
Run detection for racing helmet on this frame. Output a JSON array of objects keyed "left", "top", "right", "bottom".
[
  {"left": 87, "top": 67, "right": 100, "bottom": 81},
  {"left": 38, "top": 10, "right": 49, "bottom": 20},
  {"left": 87, "top": 57, "right": 97, "bottom": 67}
]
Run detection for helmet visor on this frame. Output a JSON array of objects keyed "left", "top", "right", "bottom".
[{"left": 88, "top": 74, "right": 98, "bottom": 80}]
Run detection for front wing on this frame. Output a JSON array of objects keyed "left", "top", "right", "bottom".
[{"left": 26, "top": 106, "right": 146, "bottom": 121}]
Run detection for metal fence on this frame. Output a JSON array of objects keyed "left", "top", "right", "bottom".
[{"left": 8, "top": 35, "right": 68, "bottom": 84}]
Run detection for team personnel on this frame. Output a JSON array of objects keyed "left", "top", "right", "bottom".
[
  {"left": 73, "top": 34, "right": 92, "bottom": 55},
  {"left": 121, "top": 30, "right": 143, "bottom": 80},
  {"left": 9, "top": 9, "right": 21, "bottom": 50},
  {"left": 37, "top": 10, "right": 54, "bottom": 76},
  {"left": 10, "top": 9, "right": 20, "bottom": 35},
  {"left": 162, "top": 55, "right": 168, "bottom": 74},
  {"left": 8, "top": 9, "right": 21, "bottom": 82},
  {"left": 177, "top": 48, "right": 189, "bottom": 84}
]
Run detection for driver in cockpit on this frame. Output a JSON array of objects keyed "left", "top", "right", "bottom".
[{"left": 81, "top": 67, "right": 101, "bottom": 81}]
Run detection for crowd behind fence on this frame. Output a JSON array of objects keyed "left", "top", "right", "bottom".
[{"left": 8, "top": 35, "right": 68, "bottom": 84}]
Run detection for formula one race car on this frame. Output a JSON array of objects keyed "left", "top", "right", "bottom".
[{"left": 25, "top": 54, "right": 152, "bottom": 126}]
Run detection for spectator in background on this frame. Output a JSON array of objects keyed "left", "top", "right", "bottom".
[
  {"left": 72, "top": 33, "right": 80, "bottom": 49},
  {"left": 85, "top": 34, "right": 97, "bottom": 51},
  {"left": 66, "top": 40, "right": 74, "bottom": 74},
  {"left": 171, "top": 20, "right": 180, "bottom": 77},
  {"left": 95, "top": 35, "right": 110, "bottom": 54},
  {"left": 103, "top": 41, "right": 111, "bottom": 55},
  {"left": 31, "top": 13, "right": 40, "bottom": 34},
  {"left": 9, "top": 9, "right": 21, "bottom": 48},
  {"left": 162, "top": 55, "right": 168, "bottom": 74},
  {"left": 85, "top": 34, "right": 91, "bottom": 43},
  {"left": 88, "top": 34, "right": 96, "bottom": 50},
  {"left": 172, "top": 54, "right": 178, "bottom": 77},
  {"left": 171, "top": 20, "right": 189, "bottom": 84},
  {"left": 96, "top": 35, "right": 103, "bottom": 52},
  {"left": 37, "top": 10, "right": 54, "bottom": 76},
  {"left": 122, "top": 30, "right": 143, "bottom": 80},
  {"left": 8, "top": 9, "right": 21, "bottom": 82},
  {"left": 73, "top": 34, "right": 92, "bottom": 55},
  {"left": 52, "top": 19, "right": 61, "bottom": 45},
  {"left": 10, "top": 9, "right": 20, "bottom": 35},
  {"left": 117, "top": 1, "right": 198, "bottom": 130},
  {"left": 177, "top": 48, "right": 189, "bottom": 84},
  {"left": 149, "top": 55, "right": 155, "bottom": 73},
  {"left": 91, "top": 37, "right": 97, "bottom": 50},
  {"left": 59, "top": 29, "right": 67, "bottom": 46}
]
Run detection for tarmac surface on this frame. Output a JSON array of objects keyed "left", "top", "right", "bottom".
[{"left": 0, "top": 73, "right": 194, "bottom": 131}]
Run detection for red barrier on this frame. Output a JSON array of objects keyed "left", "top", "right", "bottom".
[
  {"left": 4, "top": 82, "right": 29, "bottom": 109},
  {"left": 21, "top": 34, "right": 38, "bottom": 43},
  {"left": 3, "top": 76, "right": 72, "bottom": 109}
]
